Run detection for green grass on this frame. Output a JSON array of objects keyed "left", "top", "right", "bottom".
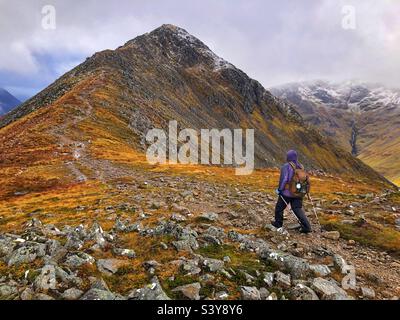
[
  {"left": 323, "top": 218, "right": 400, "bottom": 256},
  {"left": 162, "top": 274, "right": 200, "bottom": 300}
]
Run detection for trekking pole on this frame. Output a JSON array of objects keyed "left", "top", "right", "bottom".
[{"left": 307, "top": 193, "right": 322, "bottom": 232}]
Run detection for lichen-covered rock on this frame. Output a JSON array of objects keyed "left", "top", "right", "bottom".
[
  {"left": 61, "top": 288, "right": 84, "bottom": 300},
  {"left": 274, "top": 271, "right": 291, "bottom": 289},
  {"left": 34, "top": 265, "right": 57, "bottom": 291},
  {"left": 80, "top": 289, "right": 125, "bottom": 300},
  {"left": 260, "top": 249, "right": 312, "bottom": 279},
  {"left": 199, "top": 212, "right": 219, "bottom": 222},
  {"left": 0, "top": 237, "right": 16, "bottom": 258},
  {"left": 113, "top": 248, "right": 136, "bottom": 259},
  {"left": 240, "top": 286, "right": 261, "bottom": 300},
  {"left": 64, "top": 252, "right": 95, "bottom": 269},
  {"left": 333, "top": 254, "right": 348, "bottom": 274},
  {"left": 291, "top": 284, "right": 319, "bottom": 300},
  {"left": 128, "top": 277, "right": 170, "bottom": 300},
  {"left": 0, "top": 284, "right": 18, "bottom": 300},
  {"left": 7, "top": 242, "right": 46, "bottom": 266},
  {"left": 310, "top": 264, "right": 331, "bottom": 277},
  {"left": 203, "top": 258, "right": 224, "bottom": 272}
]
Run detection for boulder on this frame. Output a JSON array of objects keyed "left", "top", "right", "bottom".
[
  {"left": 240, "top": 286, "right": 261, "bottom": 300},
  {"left": 128, "top": 277, "right": 170, "bottom": 300},
  {"left": 64, "top": 233, "right": 84, "bottom": 250},
  {"left": 46, "top": 239, "right": 67, "bottom": 262},
  {"left": 311, "top": 278, "right": 351, "bottom": 300},
  {"left": 113, "top": 218, "right": 128, "bottom": 232},
  {"left": 20, "top": 287, "right": 35, "bottom": 300},
  {"left": 199, "top": 212, "right": 219, "bottom": 222},
  {"left": 266, "top": 292, "right": 278, "bottom": 300},
  {"left": 171, "top": 214, "right": 187, "bottom": 222},
  {"left": 333, "top": 254, "right": 348, "bottom": 274},
  {"left": 143, "top": 260, "right": 161, "bottom": 270},
  {"left": 260, "top": 249, "right": 312, "bottom": 279},
  {"left": 310, "top": 264, "right": 331, "bottom": 277},
  {"left": 62, "top": 288, "right": 84, "bottom": 300},
  {"left": 172, "top": 282, "right": 201, "bottom": 300},
  {"left": 291, "top": 284, "right": 319, "bottom": 300},
  {"left": 55, "top": 266, "right": 82, "bottom": 287},
  {"left": 113, "top": 248, "right": 136, "bottom": 259},
  {"left": 263, "top": 272, "right": 274, "bottom": 287},
  {"left": 259, "top": 287, "right": 270, "bottom": 300},
  {"left": 97, "top": 259, "right": 130, "bottom": 275},
  {"left": 215, "top": 291, "right": 229, "bottom": 300},
  {"left": 64, "top": 252, "right": 95, "bottom": 269},
  {"left": 36, "top": 293, "right": 55, "bottom": 300},
  {"left": 361, "top": 287, "right": 376, "bottom": 299},
  {"left": 182, "top": 260, "right": 201, "bottom": 275},
  {"left": 173, "top": 239, "right": 199, "bottom": 252},
  {"left": 203, "top": 258, "right": 224, "bottom": 272},
  {"left": 34, "top": 265, "right": 57, "bottom": 291},
  {"left": 274, "top": 271, "right": 291, "bottom": 289},
  {"left": 7, "top": 242, "right": 46, "bottom": 266},
  {"left": 80, "top": 289, "right": 125, "bottom": 300},
  {"left": 323, "top": 231, "right": 341, "bottom": 241},
  {"left": 0, "top": 284, "right": 18, "bottom": 300},
  {"left": 0, "top": 238, "right": 16, "bottom": 258}
]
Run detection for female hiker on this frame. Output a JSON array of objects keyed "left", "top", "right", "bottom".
[{"left": 271, "top": 150, "right": 312, "bottom": 234}]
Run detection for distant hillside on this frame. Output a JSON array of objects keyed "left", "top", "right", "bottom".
[
  {"left": 0, "top": 88, "right": 20, "bottom": 115},
  {"left": 271, "top": 81, "right": 400, "bottom": 185}
]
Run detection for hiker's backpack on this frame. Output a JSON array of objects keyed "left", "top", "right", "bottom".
[{"left": 286, "top": 162, "right": 310, "bottom": 198}]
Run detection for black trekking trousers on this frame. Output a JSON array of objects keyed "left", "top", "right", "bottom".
[{"left": 274, "top": 195, "right": 311, "bottom": 232}]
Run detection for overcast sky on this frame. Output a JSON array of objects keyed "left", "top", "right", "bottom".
[{"left": 0, "top": 0, "right": 399, "bottom": 101}]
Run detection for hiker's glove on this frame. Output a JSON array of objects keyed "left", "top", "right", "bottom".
[{"left": 275, "top": 189, "right": 281, "bottom": 195}]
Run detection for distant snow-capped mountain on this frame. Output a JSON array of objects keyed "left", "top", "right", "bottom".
[
  {"left": 271, "top": 80, "right": 400, "bottom": 113},
  {"left": 270, "top": 80, "right": 400, "bottom": 185}
]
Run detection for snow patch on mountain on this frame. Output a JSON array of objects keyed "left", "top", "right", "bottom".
[{"left": 271, "top": 80, "right": 400, "bottom": 113}]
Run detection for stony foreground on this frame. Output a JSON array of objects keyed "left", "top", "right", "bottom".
[{"left": 0, "top": 206, "right": 398, "bottom": 300}]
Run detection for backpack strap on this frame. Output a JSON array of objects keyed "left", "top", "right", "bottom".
[{"left": 290, "top": 161, "right": 304, "bottom": 170}]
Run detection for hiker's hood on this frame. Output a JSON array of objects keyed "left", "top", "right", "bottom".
[
  {"left": 286, "top": 150, "right": 298, "bottom": 162},
  {"left": 286, "top": 150, "right": 302, "bottom": 168}
]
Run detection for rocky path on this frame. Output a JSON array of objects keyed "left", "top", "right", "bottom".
[{"left": 49, "top": 71, "right": 106, "bottom": 184}]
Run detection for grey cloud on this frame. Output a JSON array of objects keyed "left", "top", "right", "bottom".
[{"left": 0, "top": 0, "right": 399, "bottom": 100}]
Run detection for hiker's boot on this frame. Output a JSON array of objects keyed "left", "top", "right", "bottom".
[
  {"left": 300, "top": 228, "right": 312, "bottom": 234},
  {"left": 271, "top": 221, "right": 282, "bottom": 229}
]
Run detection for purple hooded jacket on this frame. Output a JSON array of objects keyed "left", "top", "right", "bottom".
[{"left": 278, "top": 150, "right": 302, "bottom": 198}]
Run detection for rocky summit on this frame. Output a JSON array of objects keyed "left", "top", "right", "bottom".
[{"left": 0, "top": 25, "right": 399, "bottom": 300}]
